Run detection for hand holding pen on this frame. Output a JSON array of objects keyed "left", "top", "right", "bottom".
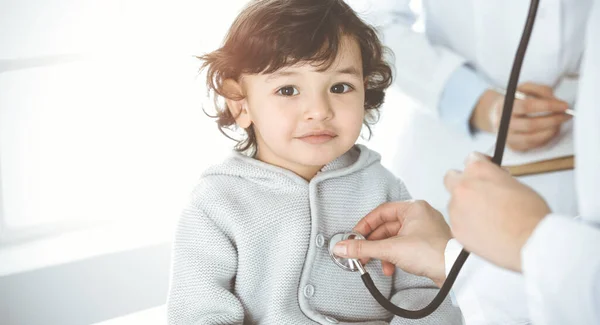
[{"left": 470, "top": 82, "right": 573, "bottom": 152}]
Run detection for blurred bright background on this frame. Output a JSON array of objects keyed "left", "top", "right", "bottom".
[
  {"left": 0, "top": 0, "right": 242, "bottom": 252},
  {"left": 0, "top": 0, "right": 249, "bottom": 323},
  {"left": 0, "top": 0, "right": 477, "bottom": 324}
]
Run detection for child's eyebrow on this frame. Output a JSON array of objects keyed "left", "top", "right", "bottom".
[
  {"left": 334, "top": 66, "right": 362, "bottom": 77},
  {"left": 265, "top": 66, "right": 362, "bottom": 82},
  {"left": 265, "top": 71, "right": 298, "bottom": 82}
]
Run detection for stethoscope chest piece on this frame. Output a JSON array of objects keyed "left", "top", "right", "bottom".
[{"left": 328, "top": 232, "right": 366, "bottom": 272}]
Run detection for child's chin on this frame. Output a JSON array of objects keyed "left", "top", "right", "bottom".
[
  {"left": 299, "top": 156, "right": 336, "bottom": 167},
  {"left": 295, "top": 147, "right": 347, "bottom": 166}
]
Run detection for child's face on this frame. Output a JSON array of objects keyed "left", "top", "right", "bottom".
[{"left": 234, "top": 36, "right": 366, "bottom": 180}]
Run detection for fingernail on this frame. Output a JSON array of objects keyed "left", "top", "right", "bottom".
[
  {"left": 466, "top": 152, "right": 485, "bottom": 165},
  {"left": 333, "top": 243, "right": 347, "bottom": 257},
  {"left": 446, "top": 169, "right": 461, "bottom": 180}
]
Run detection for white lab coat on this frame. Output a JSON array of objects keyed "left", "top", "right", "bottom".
[
  {"left": 522, "top": 2, "right": 600, "bottom": 322},
  {"left": 349, "top": 0, "right": 592, "bottom": 218},
  {"left": 348, "top": 0, "right": 598, "bottom": 324},
  {"left": 445, "top": 2, "right": 600, "bottom": 324},
  {"left": 349, "top": 0, "right": 591, "bottom": 109}
]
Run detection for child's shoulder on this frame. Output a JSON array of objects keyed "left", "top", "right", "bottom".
[
  {"left": 188, "top": 151, "right": 305, "bottom": 208},
  {"left": 184, "top": 154, "right": 252, "bottom": 220},
  {"left": 355, "top": 144, "right": 411, "bottom": 200},
  {"left": 355, "top": 144, "right": 394, "bottom": 178},
  {"left": 191, "top": 153, "right": 249, "bottom": 195}
]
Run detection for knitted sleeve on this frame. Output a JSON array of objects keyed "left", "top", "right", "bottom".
[
  {"left": 167, "top": 198, "right": 244, "bottom": 325},
  {"left": 388, "top": 178, "right": 464, "bottom": 325}
]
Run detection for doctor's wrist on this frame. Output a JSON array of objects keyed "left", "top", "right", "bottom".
[
  {"left": 426, "top": 237, "right": 456, "bottom": 288},
  {"left": 440, "top": 238, "right": 462, "bottom": 286},
  {"left": 470, "top": 89, "right": 502, "bottom": 132}
]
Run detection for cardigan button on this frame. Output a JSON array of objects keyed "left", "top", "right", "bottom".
[
  {"left": 315, "top": 233, "right": 325, "bottom": 248},
  {"left": 303, "top": 284, "right": 315, "bottom": 298}
]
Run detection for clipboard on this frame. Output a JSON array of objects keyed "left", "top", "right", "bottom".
[
  {"left": 486, "top": 120, "right": 575, "bottom": 176},
  {"left": 505, "top": 155, "right": 574, "bottom": 176}
]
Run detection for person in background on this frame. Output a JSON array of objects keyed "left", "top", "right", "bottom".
[
  {"left": 335, "top": 1, "right": 600, "bottom": 324},
  {"left": 349, "top": 0, "right": 592, "bottom": 215},
  {"left": 340, "top": 0, "right": 593, "bottom": 323}
]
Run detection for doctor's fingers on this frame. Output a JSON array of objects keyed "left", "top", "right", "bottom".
[
  {"left": 517, "top": 82, "right": 555, "bottom": 99},
  {"left": 464, "top": 156, "right": 509, "bottom": 181},
  {"left": 334, "top": 236, "right": 404, "bottom": 266},
  {"left": 513, "top": 97, "right": 569, "bottom": 115},
  {"left": 444, "top": 169, "right": 464, "bottom": 193},
  {"left": 366, "top": 221, "right": 402, "bottom": 241},
  {"left": 352, "top": 201, "right": 414, "bottom": 236},
  {"left": 509, "top": 114, "right": 571, "bottom": 133},
  {"left": 381, "top": 260, "right": 396, "bottom": 276},
  {"left": 356, "top": 221, "right": 402, "bottom": 269},
  {"left": 446, "top": 159, "right": 501, "bottom": 193},
  {"left": 507, "top": 127, "right": 560, "bottom": 152}
]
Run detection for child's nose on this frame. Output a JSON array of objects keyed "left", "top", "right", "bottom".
[{"left": 304, "top": 95, "right": 334, "bottom": 121}]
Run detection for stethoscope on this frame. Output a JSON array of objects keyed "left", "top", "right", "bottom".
[{"left": 328, "top": 0, "right": 541, "bottom": 319}]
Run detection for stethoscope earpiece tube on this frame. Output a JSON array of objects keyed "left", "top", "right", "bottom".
[
  {"left": 491, "top": 0, "right": 540, "bottom": 165},
  {"left": 358, "top": 0, "right": 541, "bottom": 318}
]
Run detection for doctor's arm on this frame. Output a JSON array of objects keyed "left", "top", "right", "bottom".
[
  {"left": 167, "top": 199, "right": 244, "bottom": 325},
  {"left": 349, "top": 0, "right": 468, "bottom": 112},
  {"left": 520, "top": 7, "right": 600, "bottom": 321},
  {"left": 522, "top": 216, "right": 600, "bottom": 324},
  {"left": 351, "top": 0, "right": 569, "bottom": 151},
  {"left": 445, "top": 151, "right": 600, "bottom": 324}
]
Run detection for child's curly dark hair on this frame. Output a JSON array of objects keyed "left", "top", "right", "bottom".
[{"left": 199, "top": 0, "right": 393, "bottom": 154}]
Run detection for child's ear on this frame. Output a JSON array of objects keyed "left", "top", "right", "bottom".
[{"left": 223, "top": 79, "right": 252, "bottom": 129}]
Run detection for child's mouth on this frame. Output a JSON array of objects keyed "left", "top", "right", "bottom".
[
  {"left": 296, "top": 130, "right": 337, "bottom": 144},
  {"left": 298, "top": 134, "right": 337, "bottom": 144}
]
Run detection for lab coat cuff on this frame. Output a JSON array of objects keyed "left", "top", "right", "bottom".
[
  {"left": 444, "top": 238, "right": 463, "bottom": 277},
  {"left": 444, "top": 238, "right": 463, "bottom": 307},
  {"left": 521, "top": 214, "right": 569, "bottom": 276},
  {"left": 439, "top": 65, "right": 491, "bottom": 135}
]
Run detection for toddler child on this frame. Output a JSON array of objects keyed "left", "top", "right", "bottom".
[{"left": 167, "top": 0, "right": 462, "bottom": 324}]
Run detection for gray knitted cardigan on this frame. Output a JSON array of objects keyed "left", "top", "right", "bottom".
[{"left": 167, "top": 145, "right": 462, "bottom": 325}]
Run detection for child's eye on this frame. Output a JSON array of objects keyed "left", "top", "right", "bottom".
[
  {"left": 277, "top": 86, "right": 299, "bottom": 96},
  {"left": 330, "top": 83, "right": 353, "bottom": 94}
]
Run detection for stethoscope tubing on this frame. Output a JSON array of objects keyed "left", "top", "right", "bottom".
[{"left": 354, "top": 0, "right": 541, "bottom": 318}]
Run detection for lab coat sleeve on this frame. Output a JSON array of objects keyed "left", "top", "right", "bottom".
[
  {"left": 444, "top": 239, "right": 531, "bottom": 325},
  {"left": 438, "top": 65, "right": 491, "bottom": 135},
  {"left": 521, "top": 215, "right": 600, "bottom": 325},
  {"left": 522, "top": 3, "right": 600, "bottom": 323},
  {"left": 348, "top": 0, "right": 468, "bottom": 113},
  {"left": 167, "top": 199, "right": 244, "bottom": 325}
]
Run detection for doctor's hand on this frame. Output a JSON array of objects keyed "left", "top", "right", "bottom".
[
  {"left": 332, "top": 201, "right": 452, "bottom": 288},
  {"left": 444, "top": 152, "right": 551, "bottom": 272},
  {"left": 470, "top": 82, "right": 571, "bottom": 152}
]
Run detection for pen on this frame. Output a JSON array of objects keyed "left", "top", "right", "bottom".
[{"left": 492, "top": 87, "right": 576, "bottom": 117}]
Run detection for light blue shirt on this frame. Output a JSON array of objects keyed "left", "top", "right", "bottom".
[{"left": 439, "top": 65, "right": 490, "bottom": 134}]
